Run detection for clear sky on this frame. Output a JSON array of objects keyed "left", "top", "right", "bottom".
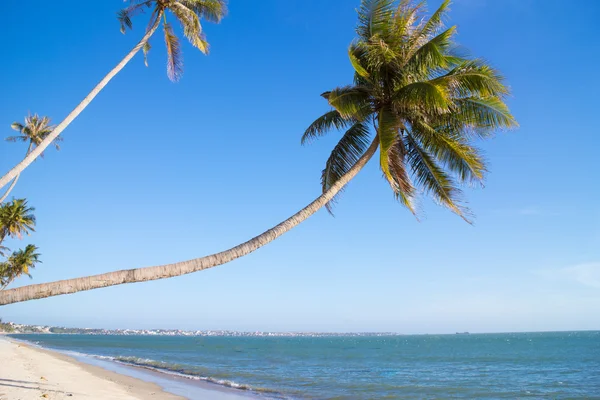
[{"left": 1, "top": 0, "right": 599, "bottom": 334}]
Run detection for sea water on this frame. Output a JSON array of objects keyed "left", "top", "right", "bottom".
[{"left": 12, "top": 331, "right": 600, "bottom": 399}]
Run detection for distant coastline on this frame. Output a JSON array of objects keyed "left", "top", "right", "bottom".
[{"left": 1, "top": 320, "right": 399, "bottom": 337}]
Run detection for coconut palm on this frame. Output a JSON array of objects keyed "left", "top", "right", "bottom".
[
  {"left": 0, "top": 0, "right": 227, "bottom": 191},
  {"left": 302, "top": 0, "right": 517, "bottom": 219},
  {"left": 1, "top": 115, "right": 60, "bottom": 203},
  {"left": 0, "top": 245, "right": 41, "bottom": 290},
  {"left": 0, "top": 0, "right": 517, "bottom": 306},
  {"left": 0, "top": 199, "right": 36, "bottom": 244}
]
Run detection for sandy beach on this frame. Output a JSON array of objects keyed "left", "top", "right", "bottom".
[{"left": 0, "top": 336, "right": 184, "bottom": 400}]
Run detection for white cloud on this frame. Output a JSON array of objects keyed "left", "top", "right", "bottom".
[{"left": 538, "top": 263, "right": 600, "bottom": 289}]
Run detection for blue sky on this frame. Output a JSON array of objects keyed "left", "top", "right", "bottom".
[{"left": 1, "top": 0, "right": 599, "bottom": 334}]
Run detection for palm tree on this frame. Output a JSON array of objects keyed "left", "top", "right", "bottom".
[
  {"left": 0, "top": 0, "right": 227, "bottom": 191},
  {"left": 0, "top": 199, "right": 36, "bottom": 244},
  {"left": 1, "top": 115, "right": 60, "bottom": 203},
  {"left": 0, "top": 245, "right": 41, "bottom": 290},
  {"left": 0, "top": 0, "right": 517, "bottom": 306}
]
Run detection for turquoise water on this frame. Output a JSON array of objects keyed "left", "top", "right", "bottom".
[{"left": 13, "top": 332, "right": 600, "bottom": 399}]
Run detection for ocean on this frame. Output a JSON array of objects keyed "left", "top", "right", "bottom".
[{"left": 12, "top": 331, "right": 600, "bottom": 399}]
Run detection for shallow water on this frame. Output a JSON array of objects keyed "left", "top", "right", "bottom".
[{"left": 14, "top": 332, "right": 600, "bottom": 399}]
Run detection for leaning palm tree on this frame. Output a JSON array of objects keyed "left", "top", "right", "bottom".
[
  {"left": 1, "top": 115, "right": 60, "bottom": 203},
  {"left": 0, "top": 245, "right": 41, "bottom": 290},
  {"left": 0, "top": 0, "right": 227, "bottom": 191},
  {"left": 0, "top": 0, "right": 517, "bottom": 306}
]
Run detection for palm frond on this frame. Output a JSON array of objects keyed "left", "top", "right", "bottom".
[
  {"left": 301, "top": 110, "right": 355, "bottom": 145},
  {"left": 5, "top": 136, "right": 28, "bottom": 143},
  {"left": 432, "top": 60, "right": 509, "bottom": 98},
  {"left": 356, "top": 0, "right": 396, "bottom": 40},
  {"left": 403, "top": 26, "right": 457, "bottom": 74},
  {"left": 377, "top": 106, "right": 400, "bottom": 185},
  {"left": 393, "top": 0, "right": 425, "bottom": 41},
  {"left": 170, "top": 3, "right": 210, "bottom": 54},
  {"left": 179, "top": 0, "right": 228, "bottom": 23},
  {"left": 453, "top": 96, "right": 518, "bottom": 134},
  {"left": 10, "top": 123, "right": 24, "bottom": 132},
  {"left": 410, "top": 119, "right": 486, "bottom": 183},
  {"left": 323, "top": 86, "right": 372, "bottom": 121},
  {"left": 163, "top": 22, "right": 184, "bottom": 82},
  {"left": 321, "top": 122, "right": 372, "bottom": 213},
  {"left": 348, "top": 42, "right": 371, "bottom": 80},
  {"left": 388, "top": 136, "right": 416, "bottom": 212},
  {"left": 393, "top": 81, "right": 450, "bottom": 114},
  {"left": 117, "top": 2, "right": 151, "bottom": 33},
  {"left": 405, "top": 134, "right": 470, "bottom": 220},
  {"left": 412, "top": 0, "right": 451, "bottom": 47}
]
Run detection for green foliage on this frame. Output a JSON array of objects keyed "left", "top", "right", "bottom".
[
  {"left": 0, "top": 245, "right": 40, "bottom": 290},
  {"left": 321, "top": 122, "right": 371, "bottom": 213},
  {"left": 0, "top": 321, "right": 15, "bottom": 333},
  {"left": 0, "top": 199, "right": 40, "bottom": 290},
  {"left": 117, "top": 0, "right": 227, "bottom": 81},
  {"left": 0, "top": 199, "right": 35, "bottom": 242},
  {"left": 7, "top": 114, "right": 61, "bottom": 157},
  {"left": 302, "top": 0, "right": 517, "bottom": 220}
]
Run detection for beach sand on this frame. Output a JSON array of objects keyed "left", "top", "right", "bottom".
[{"left": 0, "top": 336, "right": 184, "bottom": 400}]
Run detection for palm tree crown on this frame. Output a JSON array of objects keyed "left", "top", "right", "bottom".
[
  {"left": 118, "top": 0, "right": 228, "bottom": 81},
  {"left": 0, "top": 244, "right": 41, "bottom": 290},
  {"left": 0, "top": 199, "right": 36, "bottom": 242},
  {"left": 302, "top": 0, "right": 517, "bottom": 220},
  {"left": 7, "top": 114, "right": 61, "bottom": 156}
]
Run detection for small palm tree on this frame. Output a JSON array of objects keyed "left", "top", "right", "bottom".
[
  {"left": 0, "top": 245, "right": 41, "bottom": 290},
  {"left": 8, "top": 114, "right": 61, "bottom": 154},
  {"left": 1, "top": 114, "right": 60, "bottom": 203},
  {"left": 0, "top": 199, "right": 36, "bottom": 243},
  {"left": 0, "top": 0, "right": 517, "bottom": 305},
  {"left": 0, "top": 0, "right": 227, "bottom": 190}
]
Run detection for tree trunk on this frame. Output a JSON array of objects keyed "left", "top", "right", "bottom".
[
  {"left": 0, "top": 175, "right": 20, "bottom": 203},
  {"left": 0, "top": 138, "right": 380, "bottom": 305},
  {"left": 0, "top": 143, "right": 34, "bottom": 203},
  {"left": 0, "top": 14, "right": 163, "bottom": 191}
]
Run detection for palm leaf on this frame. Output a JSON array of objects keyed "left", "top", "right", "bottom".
[
  {"left": 321, "top": 122, "right": 372, "bottom": 213},
  {"left": 411, "top": 0, "right": 451, "bottom": 47},
  {"left": 405, "top": 134, "right": 470, "bottom": 220},
  {"left": 387, "top": 136, "right": 416, "bottom": 212},
  {"left": 324, "top": 86, "right": 372, "bottom": 121},
  {"left": 179, "top": 0, "right": 228, "bottom": 23},
  {"left": 356, "top": 0, "right": 396, "bottom": 40},
  {"left": 432, "top": 60, "right": 509, "bottom": 98},
  {"left": 377, "top": 106, "right": 400, "bottom": 184},
  {"left": 163, "top": 22, "right": 183, "bottom": 82},
  {"left": 453, "top": 97, "right": 518, "bottom": 134},
  {"left": 403, "top": 26, "right": 457, "bottom": 74},
  {"left": 410, "top": 119, "right": 486, "bottom": 183},
  {"left": 301, "top": 110, "right": 355, "bottom": 145},
  {"left": 348, "top": 42, "right": 371, "bottom": 80},
  {"left": 393, "top": 81, "right": 450, "bottom": 114},
  {"left": 170, "top": 3, "right": 210, "bottom": 54},
  {"left": 393, "top": 0, "right": 425, "bottom": 41},
  {"left": 117, "top": 2, "right": 151, "bottom": 33}
]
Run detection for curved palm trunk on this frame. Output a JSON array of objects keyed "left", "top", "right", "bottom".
[
  {"left": 0, "top": 15, "right": 163, "bottom": 191},
  {"left": 0, "top": 138, "right": 379, "bottom": 305},
  {"left": 0, "top": 143, "right": 34, "bottom": 203}
]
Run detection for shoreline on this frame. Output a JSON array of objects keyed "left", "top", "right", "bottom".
[{"left": 0, "top": 336, "right": 254, "bottom": 400}]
